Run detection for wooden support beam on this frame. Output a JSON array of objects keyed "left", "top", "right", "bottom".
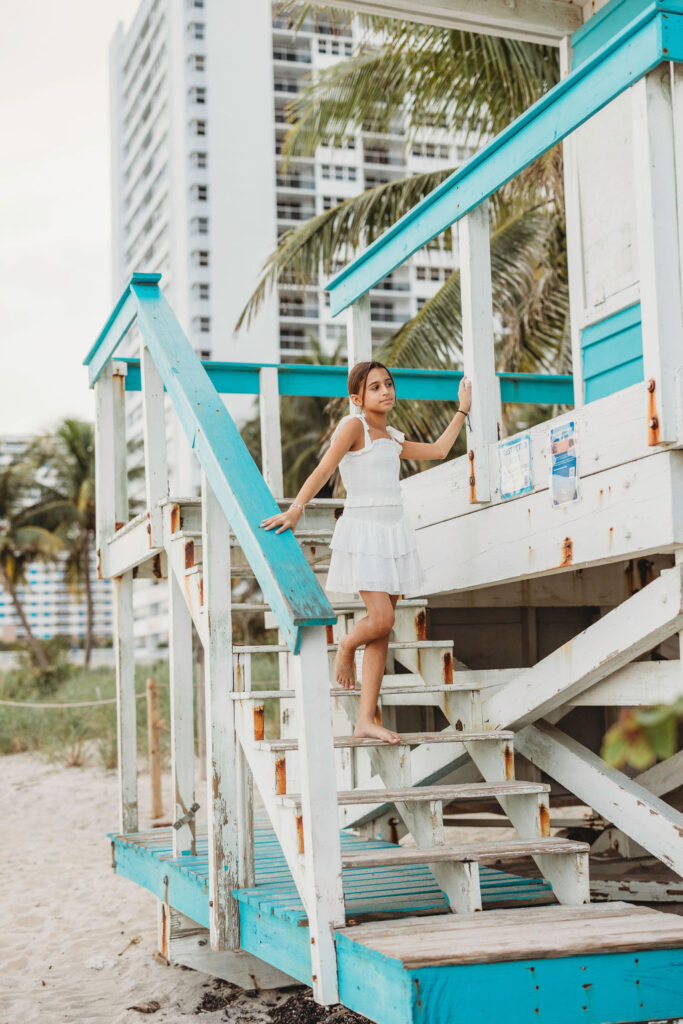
[
  {"left": 259, "top": 366, "right": 284, "bottom": 500},
  {"left": 94, "top": 362, "right": 128, "bottom": 578},
  {"left": 114, "top": 570, "right": 137, "bottom": 833},
  {"left": 459, "top": 200, "right": 498, "bottom": 502},
  {"left": 290, "top": 626, "right": 345, "bottom": 1005},
  {"left": 201, "top": 475, "right": 241, "bottom": 949},
  {"left": 169, "top": 571, "right": 196, "bottom": 858},
  {"left": 483, "top": 564, "right": 683, "bottom": 731},
  {"left": 516, "top": 721, "right": 683, "bottom": 875},
  {"left": 346, "top": 293, "right": 372, "bottom": 375},
  {"left": 635, "top": 747, "right": 683, "bottom": 798},
  {"left": 633, "top": 65, "right": 683, "bottom": 445},
  {"left": 140, "top": 345, "right": 168, "bottom": 547}
]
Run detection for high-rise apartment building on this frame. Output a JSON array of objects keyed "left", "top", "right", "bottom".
[
  {"left": 109, "top": 0, "right": 474, "bottom": 651},
  {"left": 0, "top": 436, "right": 114, "bottom": 646}
]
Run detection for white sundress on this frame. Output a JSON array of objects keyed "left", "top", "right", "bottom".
[{"left": 324, "top": 409, "right": 426, "bottom": 596}]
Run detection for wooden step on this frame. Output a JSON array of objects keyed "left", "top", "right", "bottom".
[
  {"left": 255, "top": 730, "right": 513, "bottom": 752},
  {"left": 276, "top": 780, "right": 549, "bottom": 810},
  {"left": 340, "top": 836, "right": 590, "bottom": 869},
  {"left": 231, "top": 683, "right": 477, "bottom": 700},
  {"left": 233, "top": 640, "right": 453, "bottom": 655}
]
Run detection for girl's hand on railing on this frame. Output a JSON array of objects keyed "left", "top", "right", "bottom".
[
  {"left": 260, "top": 507, "right": 301, "bottom": 534},
  {"left": 458, "top": 374, "right": 472, "bottom": 413}
]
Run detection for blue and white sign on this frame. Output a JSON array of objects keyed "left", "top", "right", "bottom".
[
  {"left": 550, "top": 420, "right": 579, "bottom": 506},
  {"left": 498, "top": 434, "right": 533, "bottom": 500}
]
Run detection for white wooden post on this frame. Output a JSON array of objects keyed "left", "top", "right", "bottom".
[
  {"left": 346, "top": 292, "right": 372, "bottom": 374},
  {"left": 140, "top": 344, "right": 168, "bottom": 546},
  {"left": 201, "top": 473, "right": 241, "bottom": 949},
  {"left": 168, "top": 570, "right": 196, "bottom": 857},
  {"left": 291, "top": 626, "right": 346, "bottom": 1005},
  {"left": 632, "top": 64, "right": 683, "bottom": 445},
  {"left": 459, "top": 200, "right": 499, "bottom": 501},
  {"left": 94, "top": 362, "right": 128, "bottom": 578},
  {"left": 114, "top": 570, "right": 137, "bottom": 833},
  {"left": 258, "top": 366, "right": 284, "bottom": 499},
  {"left": 559, "top": 37, "right": 586, "bottom": 411}
]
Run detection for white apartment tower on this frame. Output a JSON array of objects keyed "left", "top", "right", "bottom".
[{"left": 109, "top": 0, "right": 473, "bottom": 650}]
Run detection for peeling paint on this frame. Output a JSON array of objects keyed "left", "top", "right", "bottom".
[
  {"left": 559, "top": 536, "right": 573, "bottom": 567},
  {"left": 185, "top": 540, "right": 195, "bottom": 569},
  {"left": 253, "top": 704, "right": 265, "bottom": 742},
  {"left": 275, "top": 757, "right": 286, "bottom": 795},
  {"left": 442, "top": 650, "right": 453, "bottom": 686},
  {"left": 296, "top": 815, "right": 304, "bottom": 854},
  {"left": 170, "top": 504, "right": 181, "bottom": 533},
  {"left": 415, "top": 608, "right": 427, "bottom": 641}
]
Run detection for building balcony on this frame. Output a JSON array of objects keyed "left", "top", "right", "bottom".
[
  {"left": 272, "top": 49, "right": 312, "bottom": 64},
  {"left": 279, "top": 305, "right": 320, "bottom": 319}
]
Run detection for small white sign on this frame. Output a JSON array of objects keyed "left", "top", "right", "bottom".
[
  {"left": 550, "top": 420, "right": 580, "bottom": 506},
  {"left": 498, "top": 434, "right": 533, "bottom": 500}
]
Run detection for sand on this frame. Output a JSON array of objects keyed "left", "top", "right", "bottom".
[{"left": 0, "top": 752, "right": 363, "bottom": 1024}]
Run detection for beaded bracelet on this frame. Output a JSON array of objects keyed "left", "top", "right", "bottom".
[{"left": 290, "top": 502, "right": 305, "bottom": 512}]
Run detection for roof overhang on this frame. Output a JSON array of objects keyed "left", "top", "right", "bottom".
[{"left": 320, "top": 0, "right": 584, "bottom": 46}]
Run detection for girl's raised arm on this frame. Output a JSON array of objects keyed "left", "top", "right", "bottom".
[
  {"left": 399, "top": 375, "right": 472, "bottom": 461},
  {"left": 260, "top": 416, "right": 363, "bottom": 534}
]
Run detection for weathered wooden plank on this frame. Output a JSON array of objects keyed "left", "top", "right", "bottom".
[
  {"left": 94, "top": 363, "right": 129, "bottom": 578},
  {"left": 140, "top": 344, "right": 168, "bottom": 546},
  {"left": 515, "top": 721, "right": 683, "bottom": 875},
  {"left": 341, "top": 837, "right": 589, "bottom": 869},
  {"left": 258, "top": 366, "right": 284, "bottom": 499},
  {"left": 168, "top": 571, "right": 195, "bottom": 858},
  {"left": 200, "top": 475, "right": 240, "bottom": 950},
  {"left": 114, "top": 570, "right": 137, "bottom": 833},
  {"left": 633, "top": 64, "right": 683, "bottom": 444},
  {"left": 635, "top": 747, "right": 683, "bottom": 797},
  {"left": 320, "top": 0, "right": 582, "bottom": 45},
  {"left": 289, "top": 626, "right": 346, "bottom": 1004},
  {"left": 255, "top": 731, "right": 513, "bottom": 752},
  {"left": 346, "top": 293, "right": 372, "bottom": 371},
  {"left": 107, "top": 511, "right": 163, "bottom": 577},
  {"left": 278, "top": 781, "right": 549, "bottom": 810},
  {"left": 459, "top": 200, "right": 498, "bottom": 502},
  {"left": 483, "top": 563, "right": 683, "bottom": 730}
]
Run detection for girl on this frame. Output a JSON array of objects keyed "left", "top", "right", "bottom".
[{"left": 260, "top": 360, "right": 472, "bottom": 745}]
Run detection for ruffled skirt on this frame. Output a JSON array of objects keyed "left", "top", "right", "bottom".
[{"left": 325, "top": 504, "right": 425, "bottom": 596}]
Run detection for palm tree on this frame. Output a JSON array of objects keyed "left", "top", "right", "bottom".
[
  {"left": 26, "top": 420, "right": 98, "bottom": 665},
  {"left": 238, "top": 6, "right": 570, "bottom": 437},
  {"left": 0, "top": 463, "right": 63, "bottom": 669}
]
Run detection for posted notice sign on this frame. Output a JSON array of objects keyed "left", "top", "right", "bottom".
[
  {"left": 550, "top": 420, "right": 579, "bottom": 506},
  {"left": 498, "top": 434, "right": 533, "bottom": 500}
]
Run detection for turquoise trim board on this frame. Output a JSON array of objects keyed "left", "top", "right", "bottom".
[
  {"left": 571, "top": 0, "right": 683, "bottom": 70},
  {"left": 581, "top": 303, "right": 644, "bottom": 403},
  {"left": 326, "top": 2, "right": 683, "bottom": 314},
  {"left": 84, "top": 274, "right": 336, "bottom": 654},
  {"left": 336, "top": 935, "right": 683, "bottom": 1024},
  {"left": 121, "top": 359, "right": 574, "bottom": 406}
]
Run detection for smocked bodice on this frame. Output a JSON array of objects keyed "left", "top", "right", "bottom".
[{"left": 330, "top": 411, "right": 405, "bottom": 508}]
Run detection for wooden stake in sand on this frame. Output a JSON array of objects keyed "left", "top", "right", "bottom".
[{"left": 146, "top": 678, "right": 163, "bottom": 819}]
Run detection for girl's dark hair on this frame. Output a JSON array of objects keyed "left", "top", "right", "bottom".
[{"left": 347, "top": 360, "right": 395, "bottom": 408}]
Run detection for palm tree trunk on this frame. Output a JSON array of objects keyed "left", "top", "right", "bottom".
[
  {"left": 0, "top": 568, "right": 49, "bottom": 669},
  {"left": 83, "top": 528, "right": 94, "bottom": 667}
]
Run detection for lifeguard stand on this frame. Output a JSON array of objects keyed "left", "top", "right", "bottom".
[{"left": 88, "top": 2, "right": 683, "bottom": 1021}]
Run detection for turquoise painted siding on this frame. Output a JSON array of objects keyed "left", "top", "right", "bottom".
[
  {"left": 570, "top": 0, "right": 675, "bottom": 70},
  {"left": 581, "top": 302, "right": 643, "bottom": 403}
]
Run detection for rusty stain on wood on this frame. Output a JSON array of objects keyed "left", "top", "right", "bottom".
[
  {"left": 152, "top": 553, "right": 162, "bottom": 579},
  {"left": 647, "top": 378, "right": 660, "bottom": 446},
  {"left": 275, "top": 757, "right": 286, "bottom": 795},
  {"left": 415, "top": 608, "right": 427, "bottom": 641},
  {"left": 539, "top": 803, "right": 551, "bottom": 837},
  {"left": 559, "top": 537, "right": 573, "bottom": 567},
  {"left": 504, "top": 743, "right": 514, "bottom": 780},
  {"left": 442, "top": 650, "right": 453, "bottom": 685},
  {"left": 170, "top": 504, "right": 181, "bottom": 533},
  {"left": 185, "top": 540, "right": 195, "bottom": 569},
  {"left": 326, "top": 624, "right": 334, "bottom": 644},
  {"left": 199, "top": 576, "right": 204, "bottom": 605},
  {"left": 373, "top": 705, "right": 383, "bottom": 726},
  {"left": 468, "top": 449, "right": 477, "bottom": 503},
  {"left": 115, "top": 521, "right": 125, "bottom": 531},
  {"left": 296, "top": 815, "right": 304, "bottom": 854},
  {"left": 253, "top": 704, "right": 265, "bottom": 741}
]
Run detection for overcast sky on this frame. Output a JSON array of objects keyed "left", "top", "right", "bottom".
[{"left": 0, "top": 1, "right": 141, "bottom": 437}]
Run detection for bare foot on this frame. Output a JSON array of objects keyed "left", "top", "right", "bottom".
[
  {"left": 354, "top": 720, "right": 402, "bottom": 744},
  {"left": 334, "top": 637, "right": 356, "bottom": 689}
]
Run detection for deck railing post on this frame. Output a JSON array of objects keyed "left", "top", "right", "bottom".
[
  {"left": 94, "top": 361, "right": 128, "bottom": 578},
  {"left": 459, "top": 200, "right": 499, "bottom": 501},
  {"left": 632, "top": 64, "right": 683, "bottom": 445},
  {"left": 140, "top": 343, "right": 168, "bottom": 546},
  {"left": 291, "top": 625, "right": 345, "bottom": 1004},
  {"left": 347, "top": 292, "right": 372, "bottom": 372},
  {"left": 114, "top": 569, "right": 137, "bottom": 833},
  {"left": 168, "top": 569, "right": 196, "bottom": 858},
  {"left": 201, "top": 472, "right": 241, "bottom": 949},
  {"left": 259, "top": 366, "right": 284, "bottom": 499}
]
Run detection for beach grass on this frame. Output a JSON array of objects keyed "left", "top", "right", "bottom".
[{"left": 0, "top": 650, "right": 280, "bottom": 766}]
